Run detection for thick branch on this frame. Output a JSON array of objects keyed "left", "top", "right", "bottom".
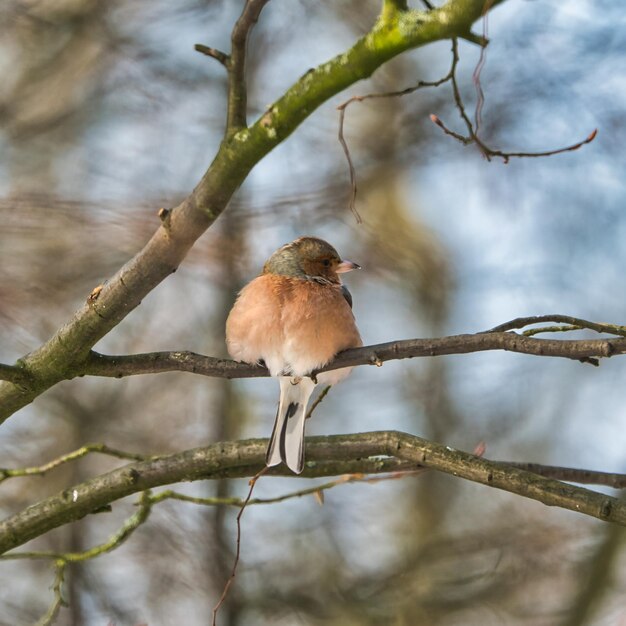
[
  {"left": 0, "top": 0, "right": 509, "bottom": 424},
  {"left": 75, "top": 331, "right": 626, "bottom": 381},
  {"left": 1, "top": 431, "right": 624, "bottom": 555}
]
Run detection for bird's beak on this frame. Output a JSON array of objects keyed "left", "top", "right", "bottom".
[{"left": 336, "top": 259, "right": 361, "bottom": 273}]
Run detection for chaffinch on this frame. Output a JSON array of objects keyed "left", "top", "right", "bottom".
[{"left": 225, "top": 236, "right": 362, "bottom": 474}]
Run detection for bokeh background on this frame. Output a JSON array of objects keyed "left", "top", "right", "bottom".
[{"left": 1, "top": 1, "right": 625, "bottom": 624}]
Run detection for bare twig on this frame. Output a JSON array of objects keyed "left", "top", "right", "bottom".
[
  {"left": 194, "top": 44, "right": 230, "bottom": 68},
  {"left": 4, "top": 492, "right": 153, "bottom": 623},
  {"left": 483, "top": 129, "right": 598, "bottom": 162},
  {"left": 521, "top": 325, "right": 582, "bottom": 337},
  {"left": 149, "top": 468, "right": 426, "bottom": 510},
  {"left": 472, "top": 1, "right": 493, "bottom": 133},
  {"left": 336, "top": 105, "right": 362, "bottom": 223},
  {"left": 431, "top": 36, "right": 598, "bottom": 162},
  {"left": 484, "top": 315, "right": 626, "bottom": 337},
  {"left": 306, "top": 385, "right": 331, "bottom": 419},
  {"left": 2, "top": 491, "right": 153, "bottom": 562},
  {"left": 227, "top": 0, "right": 271, "bottom": 131},
  {"left": 337, "top": 39, "right": 459, "bottom": 222},
  {"left": 0, "top": 443, "right": 147, "bottom": 484},
  {"left": 430, "top": 112, "right": 471, "bottom": 144},
  {"left": 35, "top": 560, "right": 67, "bottom": 626},
  {"left": 212, "top": 466, "right": 268, "bottom": 626}
]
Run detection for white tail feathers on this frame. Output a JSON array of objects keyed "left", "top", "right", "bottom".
[{"left": 266, "top": 376, "right": 317, "bottom": 474}]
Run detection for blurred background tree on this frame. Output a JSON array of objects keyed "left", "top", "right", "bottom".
[{"left": 0, "top": 1, "right": 625, "bottom": 625}]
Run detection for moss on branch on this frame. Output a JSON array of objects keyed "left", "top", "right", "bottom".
[
  {"left": 1, "top": 431, "right": 624, "bottom": 555},
  {"left": 0, "top": 0, "right": 507, "bottom": 424}
]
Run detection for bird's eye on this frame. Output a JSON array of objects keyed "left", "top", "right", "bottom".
[{"left": 322, "top": 259, "right": 331, "bottom": 267}]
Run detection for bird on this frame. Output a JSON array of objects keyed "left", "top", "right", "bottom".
[{"left": 225, "top": 236, "right": 362, "bottom": 474}]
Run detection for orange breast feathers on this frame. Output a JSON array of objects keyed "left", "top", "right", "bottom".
[{"left": 225, "top": 273, "right": 362, "bottom": 383}]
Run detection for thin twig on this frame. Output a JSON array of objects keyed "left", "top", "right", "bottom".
[
  {"left": 472, "top": 1, "right": 493, "bottom": 133},
  {"left": 522, "top": 325, "right": 583, "bottom": 337},
  {"left": 431, "top": 36, "right": 598, "bottom": 162},
  {"left": 212, "top": 466, "right": 269, "bottom": 626},
  {"left": 484, "top": 315, "right": 626, "bottom": 337},
  {"left": 337, "top": 105, "right": 362, "bottom": 223},
  {"left": 0, "top": 443, "right": 147, "bottom": 484},
  {"left": 227, "top": 0, "right": 271, "bottom": 131},
  {"left": 194, "top": 44, "right": 230, "bottom": 68},
  {"left": 35, "top": 560, "right": 67, "bottom": 626},
  {"left": 5, "top": 493, "right": 152, "bottom": 623},
  {"left": 2, "top": 491, "right": 153, "bottom": 562},
  {"left": 149, "top": 468, "right": 425, "bottom": 510},
  {"left": 306, "top": 385, "right": 331, "bottom": 419},
  {"left": 430, "top": 113, "right": 471, "bottom": 144},
  {"left": 336, "top": 38, "right": 460, "bottom": 223},
  {"left": 484, "top": 129, "right": 598, "bottom": 162}
]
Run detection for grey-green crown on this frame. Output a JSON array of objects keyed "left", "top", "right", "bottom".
[{"left": 263, "top": 237, "right": 340, "bottom": 278}]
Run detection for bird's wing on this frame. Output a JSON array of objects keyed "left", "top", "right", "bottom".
[{"left": 340, "top": 284, "right": 353, "bottom": 309}]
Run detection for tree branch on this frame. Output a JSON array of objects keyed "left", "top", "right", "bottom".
[
  {"left": 37, "top": 560, "right": 67, "bottom": 626},
  {"left": 502, "top": 463, "right": 626, "bottom": 489},
  {"left": 194, "top": 44, "right": 230, "bottom": 68},
  {"left": 0, "top": 443, "right": 147, "bottom": 484},
  {"left": 484, "top": 314, "right": 626, "bottom": 337},
  {"left": 1, "top": 431, "right": 624, "bottom": 555},
  {"left": 76, "top": 329, "right": 626, "bottom": 381},
  {"left": 3, "top": 438, "right": 622, "bottom": 489},
  {"left": 337, "top": 38, "right": 459, "bottom": 222},
  {"left": 0, "top": 0, "right": 509, "bottom": 424},
  {"left": 227, "top": 0, "right": 270, "bottom": 131},
  {"left": 430, "top": 31, "right": 598, "bottom": 162}
]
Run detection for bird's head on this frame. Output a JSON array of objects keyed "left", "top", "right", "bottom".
[{"left": 263, "top": 236, "right": 360, "bottom": 283}]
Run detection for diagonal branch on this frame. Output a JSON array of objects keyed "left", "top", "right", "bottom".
[
  {"left": 0, "top": 0, "right": 513, "bottom": 425},
  {"left": 1, "top": 431, "right": 624, "bottom": 555}
]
